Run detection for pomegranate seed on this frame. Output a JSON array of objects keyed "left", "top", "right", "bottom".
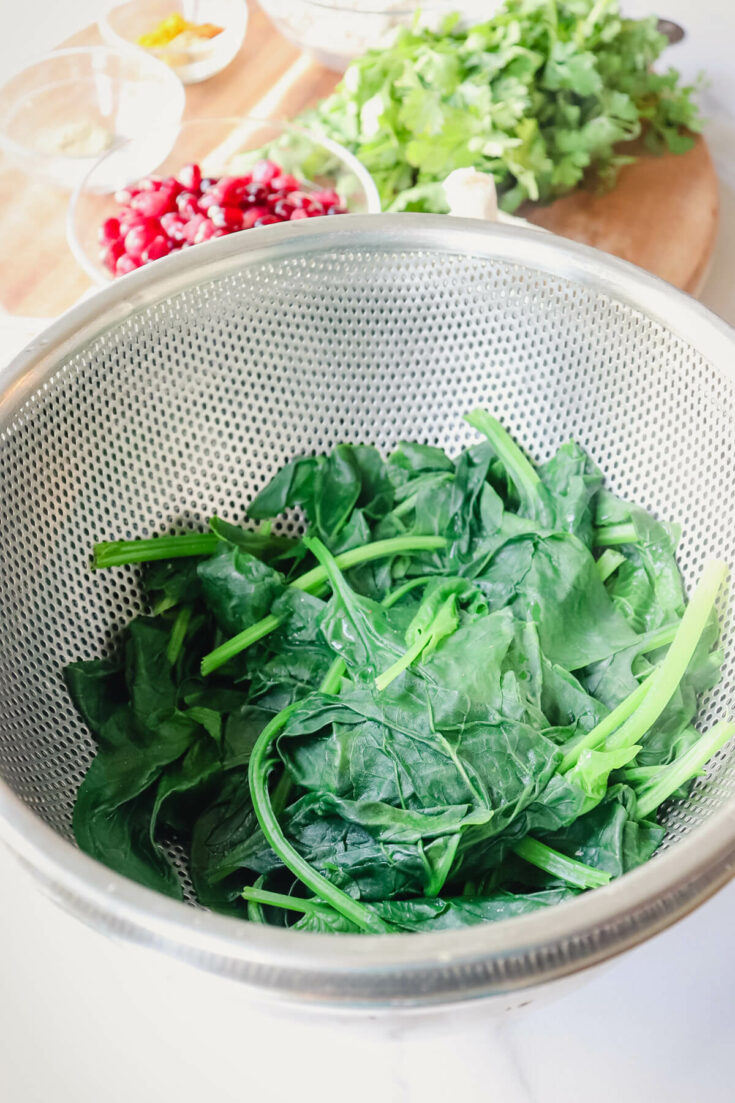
[
  {"left": 118, "top": 208, "right": 145, "bottom": 231},
  {"left": 209, "top": 205, "right": 246, "bottom": 230},
  {"left": 243, "top": 183, "right": 268, "bottom": 204},
  {"left": 311, "top": 189, "right": 341, "bottom": 207},
  {"left": 101, "top": 240, "right": 124, "bottom": 271},
  {"left": 194, "top": 218, "right": 217, "bottom": 244},
  {"left": 251, "top": 159, "right": 280, "bottom": 185},
  {"left": 207, "top": 175, "right": 231, "bottom": 197},
  {"left": 141, "top": 236, "right": 171, "bottom": 263},
  {"left": 181, "top": 214, "right": 207, "bottom": 244},
  {"left": 176, "top": 191, "right": 200, "bottom": 219},
  {"left": 177, "top": 163, "right": 202, "bottom": 192},
  {"left": 271, "top": 173, "right": 300, "bottom": 191},
  {"left": 159, "top": 183, "right": 180, "bottom": 210},
  {"left": 98, "top": 217, "right": 121, "bottom": 246},
  {"left": 161, "top": 176, "right": 183, "bottom": 198},
  {"left": 115, "top": 253, "right": 141, "bottom": 276},
  {"left": 271, "top": 199, "right": 296, "bottom": 220},
  {"left": 197, "top": 192, "right": 220, "bottom": 213},
  {"left": 131, "top": 188, "right": 176, "bottom": 218},
  {"left": 124, "top": 218, "right": 161, "bottom": 260},
  {"left": 160, "top": 212, "right": 187, "bottom": 241},
  {"left": 241, "top": 206, "right": 270, "bottom": 229},
  {"left": 103, "top": 158, "right": 347, "bottom": 277},
  {"left": 212, "top": 176, "right": 250, "bottom": 205}
]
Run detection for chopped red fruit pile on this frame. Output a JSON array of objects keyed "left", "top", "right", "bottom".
[{"left": 99, "top": 160, "right": 348, "bottom": 277}]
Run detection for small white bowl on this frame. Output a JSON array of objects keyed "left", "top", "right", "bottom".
[
  {"left": 0, "top": 46, "right": 185, "bottom": 191},
  {"left": 99, "top": 0, "right": 249, "bottom": 84},
  {"left": 258, "top": 0, "right": 497, "bottom": 71}
]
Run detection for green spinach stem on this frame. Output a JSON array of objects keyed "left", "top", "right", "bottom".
[
  {"left": 166, "top": 605, "right": 192, "bottom": 665},
  {"left": 595, "top": 547, "right": 626, "bottom": 582},
  {"left": 380, "top": 575, "right": 436, "bottom": 609},
  {"left": 464, "top": 408, "right": 541, "bottom": 514},
  {"left": 636, "top": 720, "right": 735, "bottom": 819},
  {"left": 606, "top": 560, "right": 727, "bottom": 752},
  {"left": 201, "top": 535, "right": 447, "bottom": 676},
  {"left": 391, "top": 473, "right": 453, "bottom": 518},
  {"left": 375, "top": 635, "right": 427, "bottom": 692},
  {"left": 513, "top": 837, "right": 611, "bottom": 889},
  {"left": 245, "top": 875, "right": 268, "bottom": 924},
  {"left": 593, "top": 522, "right": 639, "bottom": 547},
  {"left": 93, "top": 532, "right": 218, "bottom": 567},
  {"left": 320, "top": 655, "right": 346, "bottom": 696},
  {"left": 242, "top": 886, "right": 333, "bottom": 918},
  {"left": 202, "top": 614, "right": 282, "bottom": 675},
  {"left": 248, "top": 703, "right": 392, "bottom": 934},
  {"left": 560, "top": 678, "right": 652, "bottom": 771},
  {"left": 559, "top": 619, "right": 681, "bottom": 772}
]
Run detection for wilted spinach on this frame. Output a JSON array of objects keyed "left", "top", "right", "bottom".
[{"left": 66, "top": 410, "right": 733, "bottom": 933}]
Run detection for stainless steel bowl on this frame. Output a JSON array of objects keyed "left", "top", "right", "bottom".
[{"left": 0, "top": 215, "right": 734, "bottom": 1008}]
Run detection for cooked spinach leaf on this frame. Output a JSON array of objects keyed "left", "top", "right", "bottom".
[{"left": 67, "top": 410, "right": 733, "bottom": 932}]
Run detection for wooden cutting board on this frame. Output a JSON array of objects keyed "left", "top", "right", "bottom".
[
  {"left": 524, "top": 136, "right": 718, "bottom": 294},
  {"left": 0, "top": 2, "right": 718, "bottom": 318}
]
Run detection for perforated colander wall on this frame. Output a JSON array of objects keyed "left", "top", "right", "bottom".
[{"left": 0, "top": 243, "right": 733, "bottom": 870}]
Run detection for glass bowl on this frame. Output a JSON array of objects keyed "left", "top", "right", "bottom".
[
  {"left": 258, "top": 0, "right": 497, "bottom": 71},
  {"left": 67, "top": 115, "right": 381, "bottom": 284},
  {"left": 99, "top": 0, "right": 249, "bottom": 84},
  {"left": 0, "top": 47, "right": 185, "bottom": 192}
]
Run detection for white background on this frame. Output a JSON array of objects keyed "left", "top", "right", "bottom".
[{"left": 0, "top": 2, "right": 734, "bottom": 1101}]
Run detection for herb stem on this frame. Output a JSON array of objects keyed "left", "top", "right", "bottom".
[
  {"left": 270, "top": 767, "right": 294, "bottom": 818},
  {"left": 381, "top": 575, "right": 436, "bottom": 609},
  {"left": 595, "top": 547, "right": 626, "bottom": 582},
  {"left": 375, "top": 634, "right": 426, "bottom": 692},
  {"left": 392, "top": 473, "right": 453, "bottom": 517},
  {"left": 513, "top": 837, "right": 610, "bottom": 889},
  {"left": 248, "top": 705, "right": 392, "bottom": 934},
  {"left": 321, "top": 655, "right": 346, "bottom": 696},
  {"left": 245, "top": 875, "right": 268, "bottom": 924},
  {"left": 93, "top": 532, "right": 218, "bottom": 568},
  {"left": 166, "top": 605, "right": 192, "bottom": 665},
  {"left": 201, "top": 615, "right": 281, "bottom": 675},
  {"left": 294, "top": 535, "right": 446, "bottom": 593},
  {"left": 636, "top": 720, "right": 735, "bottom": 820},
  {"left": 242, "top": 886, "right": 332, "bottom": 917},
  {"left": 638, "top": 622, "right": 679, "bottom": 652},
  {"left": 594, "top": 523, "right": 639, "bottom": 547},
  {"left": 560, "top": 677, "right": 652, "bottom": 772},
  {"left": 559, "top": 620, "right": 682, "bottom": 772},
  {"left": 200, "top": 535, "right": 447, "bottom": 676},
  {"left": 464, "top": 409, "right": 540, "bottom": 514},
  {"left": 606, "top": 561, "right": 728, "bottom": 752},
  {"left": 576, "top": 0, "right": 614, "bottom": 44}
]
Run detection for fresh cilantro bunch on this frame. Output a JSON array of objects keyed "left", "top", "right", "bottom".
[{"left": 307, "top": 0, "right": 702, "bottom": 213}]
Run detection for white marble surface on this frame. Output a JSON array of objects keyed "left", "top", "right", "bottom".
[
  {"left": 1, "top": 838, "right": 734, "bottom": 1103},
  {"left": 1, "top": 2, "right": 734, "bottom": 1100}
]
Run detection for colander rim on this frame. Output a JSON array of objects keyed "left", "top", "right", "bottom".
[{"left": 1, "top": 214, "right": 734, "bottom": 1008}]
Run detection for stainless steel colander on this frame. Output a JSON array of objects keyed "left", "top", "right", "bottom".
[{"left": 1, "top": 215, "right": 734, "bottom": 1008}]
